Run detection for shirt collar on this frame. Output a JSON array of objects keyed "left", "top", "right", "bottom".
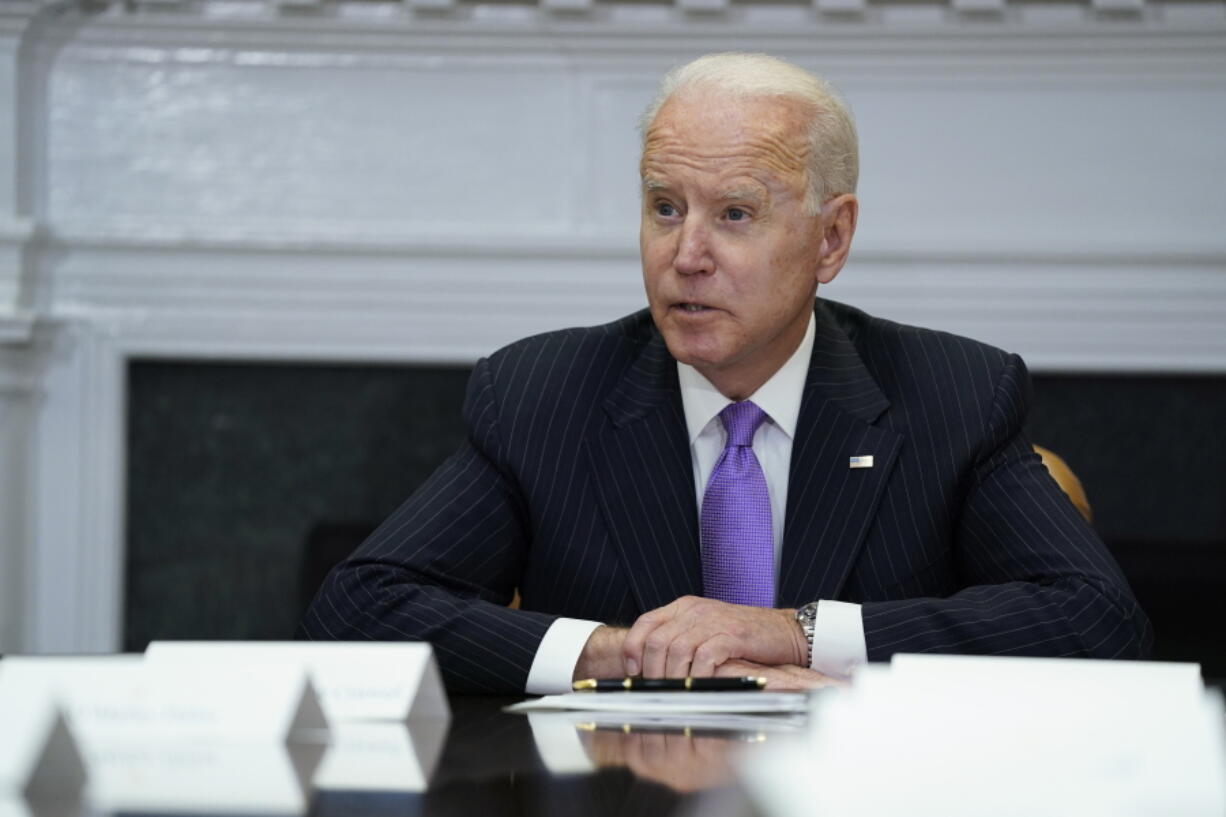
[{"left": 677, "top": 311, "right": 815, "bottom": 443}]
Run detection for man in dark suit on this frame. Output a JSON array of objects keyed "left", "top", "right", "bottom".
[{"left": 299, "top": 53, "right": 1151, "bottom": 694}]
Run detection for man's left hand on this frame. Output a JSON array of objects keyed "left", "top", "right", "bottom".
[{"left": 620, "top": 596, "right": 808, "bottom": 678}]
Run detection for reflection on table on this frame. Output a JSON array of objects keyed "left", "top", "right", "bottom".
[
  {"left": 4, "top": 692, "right": 784, "bottom": 817},
  {"left": 306, "top": 696, "right": 779, "bottom": 817}
]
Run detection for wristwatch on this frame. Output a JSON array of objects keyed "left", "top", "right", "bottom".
[{"left": 794, "top": 601, "right": 820, "bottom": 667}]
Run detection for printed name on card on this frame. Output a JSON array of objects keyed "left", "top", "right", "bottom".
[
  {"left": 146, "top": 641, "right": 450, "bottom": 723},
  {"left": 0, "top": 655, "right": 326, "bottom": 742}
]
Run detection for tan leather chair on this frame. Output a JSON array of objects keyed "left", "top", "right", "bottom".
[{"left": 1033, "top": 445, "right": 1093, "bottom": 523}]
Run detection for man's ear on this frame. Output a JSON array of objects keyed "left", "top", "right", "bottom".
[{"left": 815, "top": 194, "right": 858, "bottom": 285}]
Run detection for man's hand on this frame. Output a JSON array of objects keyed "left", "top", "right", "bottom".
[
  {"left": 714, "top": 658, "right": 839, "bottom": 691},
  {"left": 580, "top": 727, "right": 738, "bottom": 793},
  {"left": 620, "top": 596, "right": 808, "bottom": 678},
  {"left": 573, "top": 625, "right": 629, "bottom": 681}
]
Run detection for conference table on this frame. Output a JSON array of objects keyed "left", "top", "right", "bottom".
[
  {"left": 307, "top": 694, "right": 772, "bottom": 817},
  {"left": 15, "top": 678, "right": 1223, "bottom": 817}
]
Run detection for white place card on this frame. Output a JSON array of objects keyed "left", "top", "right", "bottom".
[
  {"left": 741, "top": 655, "right": 1226, "bottom": 817},
  {"left": 84, "top": 737, "right": 324, "bottom": 815},
  {"left": 0, "top": 655, "right": 326, "bottom": 742},
  {"left": 146, "top": 641, "right": 450, "bottom": 723},
  {"left": 0, "top": 685, "right": 86, "bottom": 800},
  {"left": 310, "top": 721, "right": 448, "bottom": 792},
  {"left": 888, "top": 652, "right": 1205, "bottom": 695}
]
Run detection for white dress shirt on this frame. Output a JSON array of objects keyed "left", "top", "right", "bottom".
[{"left": 524, "top": 313, "right": 867, "bottom": 694}]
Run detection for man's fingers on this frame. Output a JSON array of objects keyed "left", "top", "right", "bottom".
[
  {"left": 664, "top": 636, "right": 698, "bottom": 678},
  {"left": 641, "top": 624, "right": 682, "bottom": 678},
  {"left": 624, "top": 597, "right": 793, "bottom": 678},
  {"left": 622, "top": 611, "right": 666, "bottom": 676},
  {"left": 690, "top": 635, "right": 735, "bottom": 678}
]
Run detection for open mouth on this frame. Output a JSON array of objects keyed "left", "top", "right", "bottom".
[{"left": 674, "top": 302, "right": 716, "bottom": 313}]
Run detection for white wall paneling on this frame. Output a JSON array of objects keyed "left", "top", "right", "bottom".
[
  {"left": 7, "top": 0, "right": 1225, "bottom": 652},
  {"left": 24, "top": 321, "right": 126, "bottom": 654},
  {"left": 0, "top": 353, "right": 37, "bottom": 654}
]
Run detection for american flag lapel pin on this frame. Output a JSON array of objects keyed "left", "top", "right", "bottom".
[{"left": 849, "top": 455, "right": 874, "bottom": 469}]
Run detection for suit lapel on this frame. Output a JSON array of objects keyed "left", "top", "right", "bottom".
[
  {"left": 778, "top": 303, "right": 904, "bottom": 607},
  {"left": 586, "top": 330, "right": 702, "bottom": 614}
]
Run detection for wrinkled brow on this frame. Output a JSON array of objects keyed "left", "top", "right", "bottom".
[
  {"left": 640, "top": 179, "right": 765, "bottom": 205},
  {"left": 718, "top": 187, "right": 766, "bottom": 205}
]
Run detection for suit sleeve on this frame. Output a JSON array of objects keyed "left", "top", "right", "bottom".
[
  {"left": 860, "top": 353, "right": 1154, "bottom": 661},
  {"left": 297, "top": 356, "right": 560, "bottom": 693}
]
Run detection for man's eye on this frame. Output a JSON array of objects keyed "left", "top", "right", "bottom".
[
  {"left": 655, "top": 202, "right": 678, "bottom": 217},
  {"left": 726, "top": 208, "right": 747, "bottom": 221}
]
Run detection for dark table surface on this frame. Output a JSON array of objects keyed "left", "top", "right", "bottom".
[{"left": 307, "top": 695, "right": 773, "bottom": 817}]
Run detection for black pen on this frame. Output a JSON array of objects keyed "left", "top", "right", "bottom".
[{"left": 572, "top": 677, "right": 767, "bottom": 692}]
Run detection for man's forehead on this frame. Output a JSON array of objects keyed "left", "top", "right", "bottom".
[
  {"left": 646, "top": 91, "right": 810, "bottom": 142},
  {"left": 640, "top": 91, "right": 811, "bottom": 183}
]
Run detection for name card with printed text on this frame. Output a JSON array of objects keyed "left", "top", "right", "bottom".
[
  {"left": 146, "top": 641, "right": 450, "bottom": 723},
  {"left": 740, "top": 654, "right": 1226, "bottom": 817},
  {"left": 0, "top": 655, "right": 327, "bottom": 743},
  {"left": 0, "top": 684, "right": 86, "bottom": 801}
]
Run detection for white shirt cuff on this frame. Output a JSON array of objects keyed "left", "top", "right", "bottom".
[
  {"left": 525, "top": 617, "right": 603, "bottom": 695},
  {"left": 810, "top": 600, "right": 867, "bottom": 680}
]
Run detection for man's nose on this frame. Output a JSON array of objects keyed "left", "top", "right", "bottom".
[{"left": 673, "top": 217, "right": 714, "bottom": 276}]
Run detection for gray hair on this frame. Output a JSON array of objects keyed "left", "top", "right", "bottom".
[{"left": 639, "top": 53, "right": 859, "bottom": 214}]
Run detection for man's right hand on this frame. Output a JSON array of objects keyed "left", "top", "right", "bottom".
[{"left": 572, "top": 625, "right": 630, "bottom": 681}]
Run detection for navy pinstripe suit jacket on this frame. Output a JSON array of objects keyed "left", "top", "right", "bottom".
[{"left": 300, "top": 299, "right": 1152, "bottom": 693}]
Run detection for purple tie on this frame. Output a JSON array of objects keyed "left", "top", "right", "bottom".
[{"left": 701, "top": 401, "right": 774, "bottom": 607}]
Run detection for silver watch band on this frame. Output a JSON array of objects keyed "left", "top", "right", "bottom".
[{"left": 794, "top": 601, "right": 820, "bottom": 667}]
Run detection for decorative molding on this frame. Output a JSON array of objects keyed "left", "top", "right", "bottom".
[
  {"left": 0, "top": 366, "right": 37, "bottom": 395},
  {"left": 27, "top": 319, "right": 126, "bottom": 653},
  {"left": 44, "top": 256, "right": 1226, "bottom": 374},
  {"left": 0, "top": 0, "right": 45, "bottom": 339},
  {"left": 42, "top": 222, "right": 1226, "bottom": 263},
  {"left": 33, "top": 1, "right": 1226, "bottom": 56},
  {"left": 0, "top": 315, "right": 35, "bottom": 344},
  {"left": 0, "top": 222, "right": 38, "bottom": 344}
]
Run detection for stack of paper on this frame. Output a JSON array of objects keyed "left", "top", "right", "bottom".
[{"left": 508, "top": 691, "right": 808, "bottom": 715}]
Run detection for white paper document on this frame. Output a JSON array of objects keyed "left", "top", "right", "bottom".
[{"left": 508, "top": 691, "right": 808, "bottom": 715}]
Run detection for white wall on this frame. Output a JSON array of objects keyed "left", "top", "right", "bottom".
[{"left": 0, "top": 0, "right": 1224, "bottom": 653}]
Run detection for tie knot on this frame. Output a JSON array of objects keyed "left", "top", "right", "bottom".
[{"left": 719, "top": 401, "right": 768, "bottom": 448}]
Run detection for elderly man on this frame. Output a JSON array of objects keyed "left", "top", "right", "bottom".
[{"left": 300, "top": 53, "right": 1151, "bottom": 693}]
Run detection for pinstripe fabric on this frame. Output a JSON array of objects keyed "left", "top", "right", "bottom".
[{"left": 299, "top": 300, "right": 1152, "bottom": 693}]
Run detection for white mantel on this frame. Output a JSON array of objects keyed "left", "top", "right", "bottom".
[{"left": 1, "top": 0, "right": 1223, "bottom": 654}]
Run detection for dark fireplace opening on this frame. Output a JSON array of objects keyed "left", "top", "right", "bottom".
[
  {"left": 125, "top": 360, "right": 471, "bottom": 650},
  {"left": 126, "top": 362, "right": 1226, "bottom": 678}
]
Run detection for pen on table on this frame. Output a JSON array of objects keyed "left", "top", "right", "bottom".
[{"left": 572, "top": 677, "right": 767, "bottom": 692}]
